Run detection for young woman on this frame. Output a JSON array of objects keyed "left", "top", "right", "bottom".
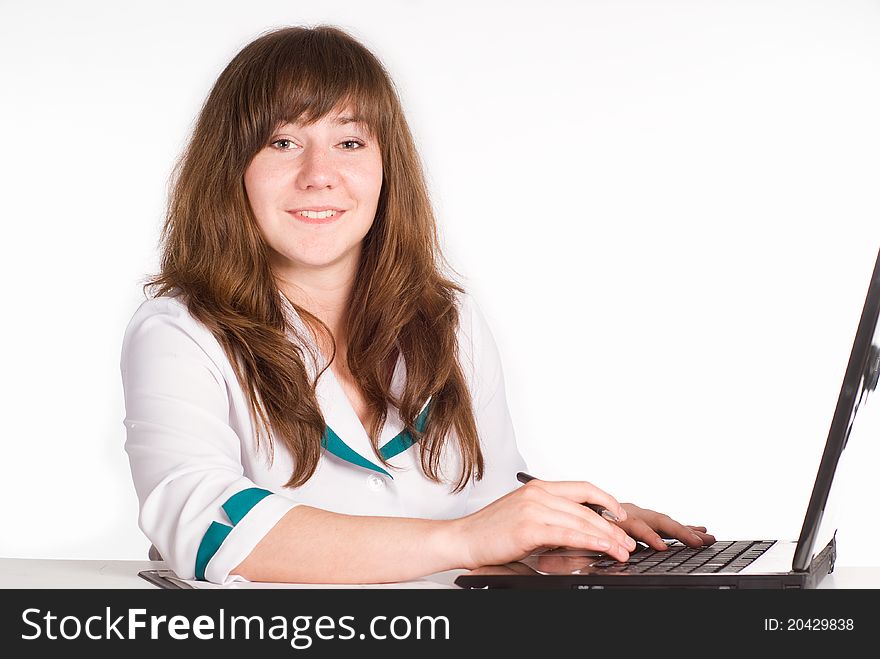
[{"left": 121, "top": 25, "right": 714, "bottom": 585}]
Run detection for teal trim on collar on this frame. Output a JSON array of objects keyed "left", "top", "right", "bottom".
[
  {"left": 195, "top": 521, "right": 232, "bottom": 581},
  {"left": 379, "top": 403, "right": 431, "bottom": 461},
  {"left": 222, "top": 487, "right": 272, "bottom": 526},
  {"left": 322, "top": 426, "right": 392, "bottom": 477}
]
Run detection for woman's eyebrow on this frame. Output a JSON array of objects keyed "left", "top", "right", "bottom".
[
  {"left": 275, "top": 116, "right": 368, "bottom": 131},
  {"left": 335, "top": 115, "right": 366, "bottom": 126}
]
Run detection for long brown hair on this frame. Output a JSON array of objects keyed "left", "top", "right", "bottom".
[{"left": 145, "top": 25, "right": 483, "bottom": 491}]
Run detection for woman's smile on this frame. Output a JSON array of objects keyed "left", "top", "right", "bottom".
[{"left": 286, "top": 208, "right": 347, "bottom": 225}]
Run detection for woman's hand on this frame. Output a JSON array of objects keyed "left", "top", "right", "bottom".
[
  {"left": 617, "top": 502, "right": 715, "bottom": 550},
  {"left": 450, "top": 478, "right": 638, "bottom": 569}
]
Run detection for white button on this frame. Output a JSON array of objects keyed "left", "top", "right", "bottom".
[{"left": 367, "top": 474, "right": 385, "bottom": 491}]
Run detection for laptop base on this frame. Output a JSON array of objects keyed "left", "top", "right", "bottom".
[{"left": 453, "top": 535, "right": 836, "bottom": 590}]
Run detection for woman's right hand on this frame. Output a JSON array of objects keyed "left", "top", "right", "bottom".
[{"left": 450, "top": 478, "right": 637, "bottom": 569}]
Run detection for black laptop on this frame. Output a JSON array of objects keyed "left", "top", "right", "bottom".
[{"left": 456, "top": 248, "right": 880, "bottom": 589}]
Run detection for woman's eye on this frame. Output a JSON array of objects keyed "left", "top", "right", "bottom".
[
  {"left": 270, "top": 139, "right": 296, "bottom": 150},
  {"left": 339, "top": 139, "right": 365, "bottom": 150}
]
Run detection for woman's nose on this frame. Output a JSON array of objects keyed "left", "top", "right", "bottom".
[{"left": 295, "top": 146, "right": 339, "bottom": 189}]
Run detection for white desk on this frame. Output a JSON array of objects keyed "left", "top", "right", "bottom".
[
  {"left": 0, "top": 558, "right": 878, "bottom": 588},
  {"left": 0, "top": 558, "right": 467, "bottom": 589}
]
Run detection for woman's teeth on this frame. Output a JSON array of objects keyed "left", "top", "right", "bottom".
[{"left": 297, "top": 210, "right": 337, "bottom": 219}]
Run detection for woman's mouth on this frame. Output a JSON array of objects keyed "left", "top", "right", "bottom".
[{"left": 286, "top": 209, "right": 345, "bottom": 225}]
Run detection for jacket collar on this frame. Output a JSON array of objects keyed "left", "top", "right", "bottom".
[{"left": 280, "top": 293, "right": 430, "bottom": 477}]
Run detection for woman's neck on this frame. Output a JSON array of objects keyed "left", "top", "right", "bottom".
[{"left": 276, "top": 261, "right": 358, "bottom": 355}]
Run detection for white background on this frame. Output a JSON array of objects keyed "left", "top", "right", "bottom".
[{"left": 2, "top": 0, "right": 879, "bottom": 567}]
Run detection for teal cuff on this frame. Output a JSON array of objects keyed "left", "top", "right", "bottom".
[
  {"left": 195, "top": 522, "right": 232, "bottom": 581},
  {"left": 195, "top": 487, "right": 273, "bottom": 581},
  {"left": 223, "top": 487, "right": 273, "bottom": 525}
]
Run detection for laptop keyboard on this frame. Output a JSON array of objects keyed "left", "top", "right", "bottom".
[{"left": 592, "top": 540, "right": 776, "bottom": 574}]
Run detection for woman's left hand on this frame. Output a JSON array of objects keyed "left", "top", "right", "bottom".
[{"left": 617, "top": 503, "right": 715, "bottom": 550}]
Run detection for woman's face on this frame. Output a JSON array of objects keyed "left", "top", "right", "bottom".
[{"left": 244, "top": 107, "right": 383, "bottom": 284}]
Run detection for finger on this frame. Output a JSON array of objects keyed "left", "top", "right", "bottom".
[
  {"left": 543, "top": 528, "right": 629, "bottom": 563},
  {"left": 689, "top": 529, "right": 716, "bottom": 545},
  {"left": 654, "top": 521, "right": 710, "bottom": 547},
  {"left": 526, "top": 508, "right": 631, "bottom": 562},
  {"left": 520, "top": 479, "right": 627, "bottom": 522},
  {"left": 626, "top": 508, "right": 713, "bottom": 548},
  {"left": 526, "top": 488, "right": 636, "bottom": 550},
  {"left": 621, "top": 517, "right": 668, "bottom": 550}
]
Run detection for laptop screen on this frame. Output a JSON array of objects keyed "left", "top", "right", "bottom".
[{"left": 792, "top": 248, "right": 880, "bottom": 571}]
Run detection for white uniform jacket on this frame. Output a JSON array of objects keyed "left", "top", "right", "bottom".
[{"left": 121, "top": 290, "right": 527, "bottom": 584}]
